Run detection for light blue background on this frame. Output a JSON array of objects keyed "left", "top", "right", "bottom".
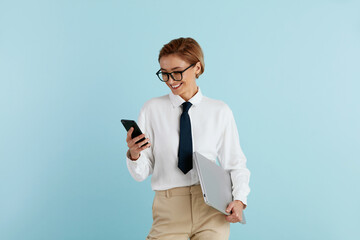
[{"left": 1, "top": 0, "right": 359, "bottom": 239}]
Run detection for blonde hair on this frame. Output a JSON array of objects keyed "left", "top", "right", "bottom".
[{"left": 158, "top": 37, "right": 205, "bottom": 78}]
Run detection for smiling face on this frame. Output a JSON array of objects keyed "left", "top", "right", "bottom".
[{"left": 159, "top": 54, "right": 201, "bottom": 101}]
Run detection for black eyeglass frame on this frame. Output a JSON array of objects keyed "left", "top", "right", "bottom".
[{"left": 156, "top": 64, "right": 195, "bottom": 82}]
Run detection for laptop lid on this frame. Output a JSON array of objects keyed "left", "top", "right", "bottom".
[
  {"left": 193, "top": 152, "right": 233, "bottom": 215},
  {"left": 193, "top": 152, "right": 246, "bottom": 224}
]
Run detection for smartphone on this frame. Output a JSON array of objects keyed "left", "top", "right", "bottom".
[{"left": 121, "top": 119, "right": 149, "bottom": 147}]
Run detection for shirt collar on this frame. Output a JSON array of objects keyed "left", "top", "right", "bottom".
[{"left": 169, "top": 86, "right": 203, "bottom": 108}]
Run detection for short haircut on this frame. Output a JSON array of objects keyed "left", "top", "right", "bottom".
[{"left": 158, "top": 37, "right": 205, "bottom": 78}]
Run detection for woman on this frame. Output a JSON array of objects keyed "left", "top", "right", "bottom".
[{"left": 125, "top": 37, "right": 250, "bottom": 240}]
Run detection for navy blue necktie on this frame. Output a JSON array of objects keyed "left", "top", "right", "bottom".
[{"left": 178, "top": 102, "right": 193, "bottom": 174}]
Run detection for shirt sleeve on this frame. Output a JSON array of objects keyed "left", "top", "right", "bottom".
[
  {"left": 126, "top": 105, "right": 155, "bottom": 182},
  {"left": 217, "top": 105, "right": 251, "bottom": 207}
]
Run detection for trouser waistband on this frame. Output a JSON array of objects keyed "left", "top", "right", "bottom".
[{"left": 155, "top": 184, "right": 202, "bottom": 198}]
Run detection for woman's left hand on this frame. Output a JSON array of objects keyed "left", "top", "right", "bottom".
[{"left": 225, "top": 200, "right": 245, "bottom": 223}]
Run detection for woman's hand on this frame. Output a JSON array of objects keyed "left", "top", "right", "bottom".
[
  {"left": 225, "top": 200, "right": 245, "bottom": 223},
  {"left": 126, "top": 127, "right": 151, "bottom": 161}
]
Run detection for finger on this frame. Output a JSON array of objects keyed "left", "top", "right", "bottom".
[
  {"left": 126, "top": 127, "right": 134, "bottom": 141},
  {"left": 136, "top": 138, "right": 150, "bottom": 148},
  {"left": 226, "top": 202, "right": 234, "bottom": 213},
  {"left": 129, "top": 142, "right": 151, "bottom": 159},
  {"left": 225, "top": 215, "right": 236, "bottom": 223},
  {"left": 233, "top": 211, "right": 241, "bottom": 222},
  {"left": 225, "top": 210, "right": 241, "bottom": 223},
  {"left": 129, "top": 138, "right": 150, "bottom": 152},
  {"left": 225, "top": 210, "right": 234, "bottom": 221},
  {"left": 131, "top": 134, "right": 146, "bottom": 144},
  {"left": 139, "top": 141, "right": 151, "bottom": 151},
  {"left": 232, "top": 204, "right": 243, "bottom": 220},
  {"left": 133, "top": 138, "right": 149, "bottom": 149}
]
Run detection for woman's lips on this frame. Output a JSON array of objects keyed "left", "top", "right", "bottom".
[{"left": 171, "top": 83, "right": 182, "bottom": 89}]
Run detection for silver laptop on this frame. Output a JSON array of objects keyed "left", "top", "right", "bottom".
[{"left": 193, "top": 152, "right": 246, "bottom": 224}]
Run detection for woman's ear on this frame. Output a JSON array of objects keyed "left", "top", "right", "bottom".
[{"left": 195, "top": 61, "right": 201, "bottom": 78}]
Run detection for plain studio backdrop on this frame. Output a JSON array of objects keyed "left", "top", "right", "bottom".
[{"left": 0, "top": 0, "right": 359, "bottom": 239}]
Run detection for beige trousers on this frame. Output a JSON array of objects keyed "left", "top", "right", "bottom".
[{"left": 146, "top": 185, "right": 230, "bottom": 240}]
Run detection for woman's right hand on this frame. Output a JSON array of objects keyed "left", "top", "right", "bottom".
[{"left": 126, "top": 127, "right": 151, "bottom": 161}]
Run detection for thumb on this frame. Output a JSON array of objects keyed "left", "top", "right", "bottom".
[{"left": 226, "top": 202, "right": 234, "bottom": 213}]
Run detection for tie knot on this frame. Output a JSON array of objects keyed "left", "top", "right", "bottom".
[{"left": 182, "top": 102, "right": 192, "bottom": 113}]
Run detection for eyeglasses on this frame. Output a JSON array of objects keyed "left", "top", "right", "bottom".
[{"left": 156, "top": 64, "right": 195, "bottom": 82}]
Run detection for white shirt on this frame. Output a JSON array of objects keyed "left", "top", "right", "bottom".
[{"left": 126, "top": 87, "right": 251, "bottom": 205}]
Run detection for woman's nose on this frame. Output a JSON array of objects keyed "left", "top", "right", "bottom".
[{"left": 167, "top": 78, "right": 176, "bottom": 85}]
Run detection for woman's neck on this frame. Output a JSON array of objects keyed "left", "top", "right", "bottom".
[{"left": 180, "top": 86, "right": 199, "bottom": 102}]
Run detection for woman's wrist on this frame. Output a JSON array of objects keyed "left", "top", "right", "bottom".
[{"left": 128, "top": 149, "right": 140, "bottom": 161}]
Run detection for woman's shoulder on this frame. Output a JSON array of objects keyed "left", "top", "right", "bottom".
[
  {"left": 141, "top": 94, "right": 170, "bottom": 110},
  {"left": 201, "top": 95, "right": 232, "bottom": 113}
]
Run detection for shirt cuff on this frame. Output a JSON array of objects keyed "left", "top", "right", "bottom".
[
  {"left": 233, "top": 194, "right": 248, "bottom": 209},
  {"left": 127, "top": 149, "right": 139, "bottom": 160},
  {"left": 126, "top": 150, "right": 142, "bottom": 168}
]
